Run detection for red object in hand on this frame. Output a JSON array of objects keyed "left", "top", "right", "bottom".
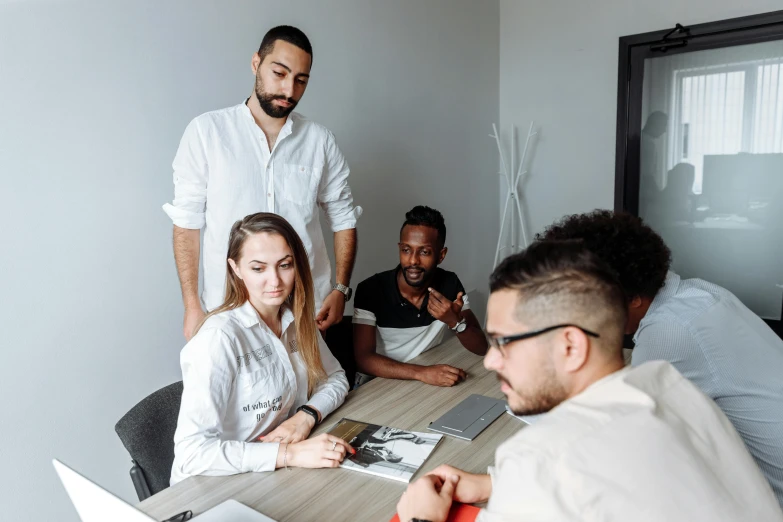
[{"left": 390, "top": 503, "right": 480, "bottom": 522}]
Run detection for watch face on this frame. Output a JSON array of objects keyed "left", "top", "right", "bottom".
[{"left": 455, "top": 321, "right": 467, "bottom": 333}]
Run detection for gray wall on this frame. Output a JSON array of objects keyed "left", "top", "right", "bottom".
[
  {"left": 499, "top": 0, "right": 782, "bottom": 237},
  {"left": 0, "top": 2, "right": 499, "bottom": 521}
]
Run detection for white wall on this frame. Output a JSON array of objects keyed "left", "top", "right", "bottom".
[
  {"left": 0, "top": 2, "right": 498, "bottom": 521},
  {"left": 499, "top": 0, "right": 782, "bottom": 238}
]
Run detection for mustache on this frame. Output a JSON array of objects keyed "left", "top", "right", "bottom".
[
  {"left": 270, "top": 94, "right": 297, "bottom": 104},
  {"left": 496, "top": 374, "right": 510, "bottom": 387}
]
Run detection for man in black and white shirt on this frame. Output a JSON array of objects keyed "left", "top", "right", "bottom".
[{"left": 353, "top": 206, "right": 487, "bottom": 387}]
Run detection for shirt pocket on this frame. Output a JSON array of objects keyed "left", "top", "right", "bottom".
[
  {"left": 235, "top": 363, "right": 288, "bottom": 431},
  {"left": 280, "top": 163, "right": 321, "bottom": 211}
]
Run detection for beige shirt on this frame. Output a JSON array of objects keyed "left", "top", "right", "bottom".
[{"left": 478, "top": 361, "right": 783, "bottom": 522}]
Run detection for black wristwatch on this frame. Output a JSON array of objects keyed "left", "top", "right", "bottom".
[
  {"left": 410, "top": 519, "right": 433, "bottom": 522},
  {"left": 296, "top": 405, "right": 319, "bottom": 424}
]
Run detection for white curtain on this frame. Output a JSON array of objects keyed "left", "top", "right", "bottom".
[{"left": 642, "top": 40, "right": 783, "bottom": 193}]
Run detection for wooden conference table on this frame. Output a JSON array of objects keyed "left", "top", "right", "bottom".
[{"left": 138, "top": 337, "right": 522, "bottom": 522}]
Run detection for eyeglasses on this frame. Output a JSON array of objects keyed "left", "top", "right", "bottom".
[
  {"left": 485, "top": 324, "right": 600, "bottom": 358},
  {"left": 163, "top": 510, "right": 193, "bottom": 522}
]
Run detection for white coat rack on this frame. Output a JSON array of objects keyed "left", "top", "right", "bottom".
[{"left": 490, "top": 121, "right": 538, "bottom": 268}]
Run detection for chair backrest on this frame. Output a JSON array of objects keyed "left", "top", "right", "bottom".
[
  {"left": 115, "top": 381, "right": 183, "bottom": 497},
  {"left": 322, "top": 316, "right": 356, "bottom": 386}
]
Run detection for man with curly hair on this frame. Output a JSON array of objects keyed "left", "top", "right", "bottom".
[{"left": 538, "top": 209, "right": 783, "bottom": 508}]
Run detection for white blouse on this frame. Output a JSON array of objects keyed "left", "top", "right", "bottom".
[{"left": 170, "top": 301, "right": 349, "bottom": 485}]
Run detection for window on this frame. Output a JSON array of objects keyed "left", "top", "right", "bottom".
[{"left": 666, "top": 54, "right": 783, "bottom": 194}]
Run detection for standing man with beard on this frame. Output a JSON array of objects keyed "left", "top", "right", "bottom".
[
  {"left": 352, "top": 206, "right": 487, "bottom": 387},
  {"left": 163, "top": 26, "right": 359, "bottom": 340}
]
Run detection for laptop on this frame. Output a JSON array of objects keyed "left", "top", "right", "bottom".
[
  {"left": 53, "top": 459, "right": 275, "bottom": 522},
  {"left": 427, "top": 394, "right": 507, "bottom": 441}
]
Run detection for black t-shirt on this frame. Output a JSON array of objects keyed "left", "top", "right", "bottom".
[{"left": 353, "top": 266, "right": 469, "bottom": 362}]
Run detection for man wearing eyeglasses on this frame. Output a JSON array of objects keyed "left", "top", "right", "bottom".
[
  {"left": 396, "top": 241, "right": 782, "bottom": 522},
  {"left": 539, "top": 209, "right": 783, "bottom": 508}
]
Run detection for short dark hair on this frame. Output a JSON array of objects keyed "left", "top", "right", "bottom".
[
  {"left": 490, "top": 241, "right": 627, "bottom": 349},
  {"left": 400, "top": 206, "right": 447, "bottom": 247},
  {"left": 536, "top": 210, "right": 671, "bottom": 300},
  {"left": 257, "top": 25, "right": 313, "bottom": 65}
]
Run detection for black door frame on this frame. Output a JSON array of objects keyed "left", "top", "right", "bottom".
[{"left": 614, "top": 10, "right": 783, "bottom": 336}]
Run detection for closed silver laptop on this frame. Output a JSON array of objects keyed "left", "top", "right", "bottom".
[{"left": 427, "top": 394, "right": 507, "bottom": 441}]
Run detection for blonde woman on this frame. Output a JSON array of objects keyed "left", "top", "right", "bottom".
[{"left": 171, "top": 213, "right": 352, "bottom": 485}]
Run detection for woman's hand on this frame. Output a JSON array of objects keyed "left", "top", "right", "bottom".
[
  {"left": 278, "top": 433, "right": 355, "bottom": 469},
  {"left": 258, "top": 410, "right": 318, "bottom": 444}
]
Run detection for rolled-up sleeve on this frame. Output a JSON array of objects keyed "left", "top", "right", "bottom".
[
  {"left": 305, "top": 334, "right": 349, "bottom": 418},
  {"left": 171, "top": 328, "right": 278, "bottom": 484},
  {"left": 162, "top": 118, "right": 208, "bottom": 229},
  {"left": 318, "top": 131, "right": 359, "bottom": 232}
]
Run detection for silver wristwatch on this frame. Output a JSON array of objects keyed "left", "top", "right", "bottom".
[
  {"left": 452, "top": 317, "right": 467, "bottom": 333},
  {"left": 333, "top": 283, "right": 353, "bottom": 302}
]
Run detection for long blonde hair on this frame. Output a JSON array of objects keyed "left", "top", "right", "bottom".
[{"left": 197, "top": 212, "right": 327, "bottom": 396}]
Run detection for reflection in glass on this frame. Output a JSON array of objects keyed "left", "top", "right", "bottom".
[{"left": 641, "top": 40, "right": 783, "bottom": 320}]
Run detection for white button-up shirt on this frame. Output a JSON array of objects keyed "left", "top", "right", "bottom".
[
  {"left": 162, "top": 103, "right": 360, "bottom": 311},
  {"left": 478, "top": 361, "right": 783, "bottom": 522},
  {"left": 170, "top": 302, "right": 349, "bottom": 485}
]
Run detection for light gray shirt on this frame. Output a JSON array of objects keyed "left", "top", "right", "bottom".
[{"left": 632, "top": 271, "right": 783, "bottom": 508}]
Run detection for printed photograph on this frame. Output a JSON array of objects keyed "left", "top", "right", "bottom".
[{"left": 328, "top": 419, "right": 443, "bottom": 482}]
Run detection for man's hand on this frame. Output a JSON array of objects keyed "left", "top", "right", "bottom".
[
  {"left": 183, "top": 306, "right": 206, "bottom": 341},
  {"left": 397, "top": 474, "right": 458, "bottom": 522},
  {"left": 258, "top": 410, "right": 317, "bottom": 444},
  {"left": 316, "top": 290, "right": 346, "bottom": 332},
  {"left": 427, "top": 288, "right": 464, "bottom": 329},
  {"left": 418, "top": 364, "right": 466, "bottom": 387},
  {"left": 426, "top": 465, "right": 492, "bottom": 504}
]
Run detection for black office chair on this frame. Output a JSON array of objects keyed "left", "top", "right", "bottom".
[
  {"left": 115, "top": 381, "right": 183, "bottom": 501},
  {"left": 323, "top": 316, "right": 356, "bottom": 386}
]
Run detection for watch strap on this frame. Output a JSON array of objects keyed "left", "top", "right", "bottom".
[
  {"left": 333, "top": 283, "right": 352, "bottom": 302},
  {"left": 452, "top": 317, "right": 467, "bottom": 332},
  {"left": 296, "top": 405, "right": 319, "bottom": 424}
]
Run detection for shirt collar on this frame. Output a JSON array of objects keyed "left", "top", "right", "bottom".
[
  {"left": 278, "top": 112, "right": 296, "bottom": 141},
  {"left": 239, "top": 99, "right": 297, "bottom": 139},
  {"left": 574, "top": 366, "right": 632, "bottom": 398},
  {"left": 633, "top": 271, "right": 680, "bottom": 342},
  {"left": 233, "top": 300, "right": 295, "bottom": 334}
]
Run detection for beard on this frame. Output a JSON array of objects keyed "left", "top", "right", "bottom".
[
  {"left": 255, "top": 75, "right": 298, "bottom": 118},
  {"left": 401, "top": 265, "right": 436, "bottom": 288},
  {"left": 502, "top": 362, "right": 567, "bottom": 416}
]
